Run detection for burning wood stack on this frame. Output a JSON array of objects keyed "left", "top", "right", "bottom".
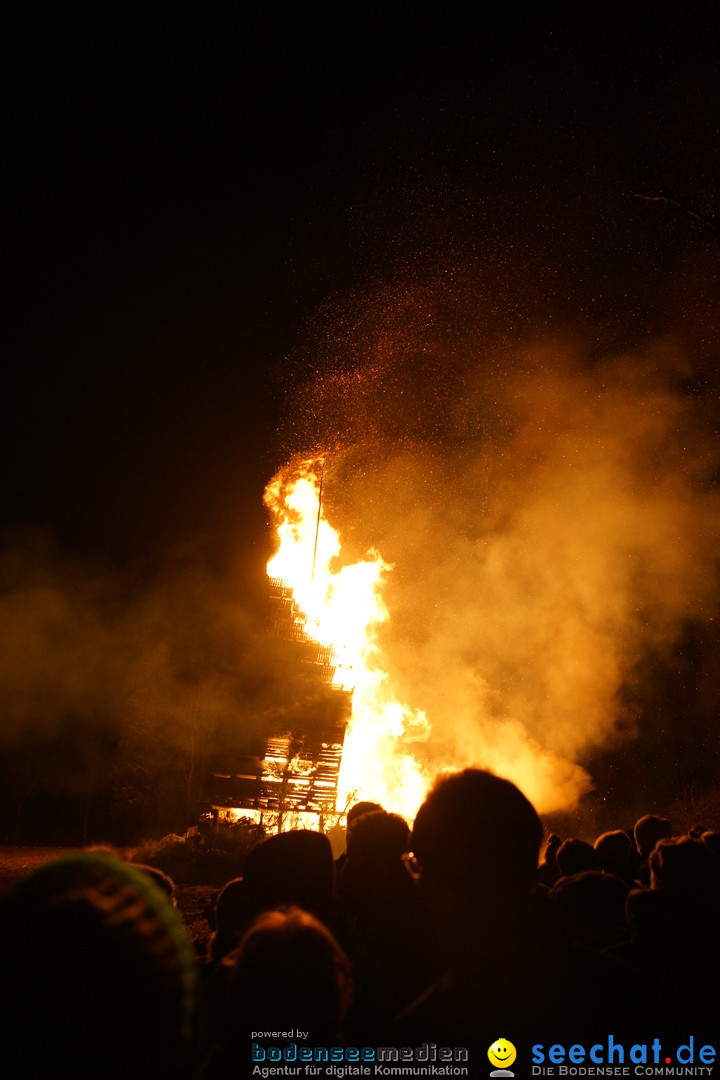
[{"left": 208, "top": 577, "right": 351, "bottom": 826}]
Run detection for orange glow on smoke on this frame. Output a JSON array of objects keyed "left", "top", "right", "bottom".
[
  {"left": 264, "top": 453, "right": 611, "bottom": 821},
  {"left": 261, "top": 335, "right": 720, "bottom": 826}
]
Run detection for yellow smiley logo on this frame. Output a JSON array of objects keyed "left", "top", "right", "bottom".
[{"left": 488, "top": 1039, "right": 517, "bottom": 1069}]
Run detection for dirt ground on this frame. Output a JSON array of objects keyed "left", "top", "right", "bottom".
[
  {"left": 0, "top": 845, "right": 78, "bottom": 888},
  {"left": 0, "top": 845, "right": 217, "bottom": 954}
]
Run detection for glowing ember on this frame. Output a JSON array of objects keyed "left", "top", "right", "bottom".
[{"left": 264, "top": 458, "right": 432, "bottom": 819}]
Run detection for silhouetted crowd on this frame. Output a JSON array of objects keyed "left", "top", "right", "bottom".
[{"left": 1, "top": 769, "right": 719, "bottom": 1078}]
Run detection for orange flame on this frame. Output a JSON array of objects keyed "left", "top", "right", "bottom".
[{"left": 264, "top": 459, "right": 432, "bottom": 820}]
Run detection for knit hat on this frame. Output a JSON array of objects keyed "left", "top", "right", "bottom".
[{"left": 0, "top": 850, "right": 200, "bottom": 1079}]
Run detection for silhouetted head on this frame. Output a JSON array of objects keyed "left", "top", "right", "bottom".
[
  {"left": 346, "top": 800, "right": 384, "bottom": 838},
  {"left": 346, "top": 810, "right": 411, "bottom": 867},
  {"left": 556, "top": 838, "right": 600, "bottom": 877},
  {"left": 223, "top": 906, "right": 352, "bottom": 1043},
  {"left": 649, "top": 835, "right": 720, "bottom": 899},
  {"left": 594, "top": 829, "right": 632, "bottom": 862},
  {"left": 701, "top": 830, "right": 720, "bottom": 858},
  {"left": 412, "top": 768, "right": 542, "bottom": 896},
  {"left": 0, "top": 851, "right": 199, "bottom": 1079},
  {"left": 634, "top": 814, "right": 672, "bottom": 858},
  {"left": 243, "top": 829, "right": 335, "bottom": 911},
  {"left": 593, "top": 829, "right": 634, "bottom": 882},
  {"left": 210, "top": 876, "right": 262, "bottom": 963}
]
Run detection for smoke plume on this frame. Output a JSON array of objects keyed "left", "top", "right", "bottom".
[
  {"left": 0, "top": 530, "right": 335, "bottom": 837},
  {"left": 282, "top": 278, "right": 720, "bottom": 817}
]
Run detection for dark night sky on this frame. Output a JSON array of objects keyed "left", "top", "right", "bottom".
[
  {"left": 4, "top": 3, "right": 717, "bottom": 570},
  {"left": 1, "top": 4, "right": 719, "bottom": 835}
]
